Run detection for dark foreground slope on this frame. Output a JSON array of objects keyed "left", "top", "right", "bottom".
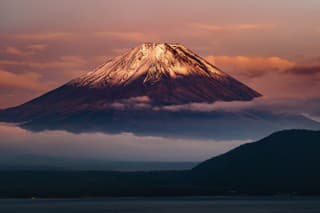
[
  {"left": 0, "top": 129, "right": 320, "bottom": 198},
  {"left": 192, "top": 129, "right": 320, "bottom": 194}
]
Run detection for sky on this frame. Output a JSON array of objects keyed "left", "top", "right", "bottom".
[{"left": 0, "top": 0, "right": 320, "bottom": 164}]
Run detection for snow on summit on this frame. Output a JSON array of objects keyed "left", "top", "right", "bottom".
[{"left": 70, "top": 43, "right": 227, "bottom": 88}]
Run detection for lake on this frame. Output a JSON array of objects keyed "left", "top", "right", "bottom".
[{"left": 0, "top": 197, "right": 320, "bottom": 213}]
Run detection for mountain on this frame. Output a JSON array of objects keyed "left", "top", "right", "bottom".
[
  {"left": 1, "top": 43, "right": 319, "bottom": 139},
  {"left": 1, "top": 129, "right": 320, "bottom": 197},
  {"left": 0, "top": 43, "right": 260, "bottom": 120},
  {"left": 192, "top": 129, "right": 320, "bottom": 194},
  {"left": 69, "top": 43, "right": 261, "bottom": 104},
  {"left": 195, "top": 129, "right": 320, "bottom": 173}
]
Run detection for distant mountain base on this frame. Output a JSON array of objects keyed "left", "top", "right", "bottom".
[
  {"left": 1, "top": 109, "right": 319, "bottom": 140},
  {"left": 1, "top": 129, "right": 320, "bottom": 198}
]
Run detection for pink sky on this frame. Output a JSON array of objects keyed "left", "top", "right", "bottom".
[{"left": 0, "top": 0, "right": 320, "bottom": 109}]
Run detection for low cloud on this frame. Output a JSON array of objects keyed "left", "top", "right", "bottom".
[
  {"left": 303, "top": 113, "right": 320, "bottom": 123},
  {"left": 111, "top": 96, "right": 152, "bottom": 110},
  {"left": 0, "top": 123, "right": 247, "bottom": 162},
  {"left": 157, "top": 97, "right": 320, "bottom": 123},
  {"left": 158, "top": 99, "right": 261, "bottom": 112}
]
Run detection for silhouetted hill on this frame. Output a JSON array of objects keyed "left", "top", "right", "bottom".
[
  {"left": 192, "top": 129, "right": 320, "bottom": 194},
  {"left": 0, "top": 129, "right": 320, "bottom": 197}
]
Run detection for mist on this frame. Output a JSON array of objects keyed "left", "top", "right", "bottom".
[{"left": 0, "top": 123, "right": 248, "bottom": 170}]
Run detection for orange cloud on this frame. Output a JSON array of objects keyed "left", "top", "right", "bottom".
[
  {"left": 5, "top": 32, "right": 73, "bottom": 41},
  {"left": 0, "top": 70, "right": 46, "bottom": 91},
  {"left": 3, "top": 45, "right": 48, "bottom": 57},
  {"left": 195, "top": 24, "right": 275, "bottom": 32},
  {"left": 0, "top": 56, "right": 87, "bottom": 70},
  {"left": 206, "top": 55, "right": 296, "bottom": 78},
  {"left": 205, "top": 55, "right": 320, "bottom": 99},
  {"left": 27, "top": 44, "right": 48, "bottom": 51},
  {"left": 4, "top": 47, "right": 24, "bottom": 56}
]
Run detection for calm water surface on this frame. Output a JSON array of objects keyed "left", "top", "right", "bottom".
[{"left": 0, "top": 197, "right": 320, "bottom": 213}]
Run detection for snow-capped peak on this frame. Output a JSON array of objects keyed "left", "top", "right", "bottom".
[
  {"left": 69, "top": 43, "right": 227, "bottom": 88},
  {"left": 8, "top": 43, "right": 261, "bottom": 111}
]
